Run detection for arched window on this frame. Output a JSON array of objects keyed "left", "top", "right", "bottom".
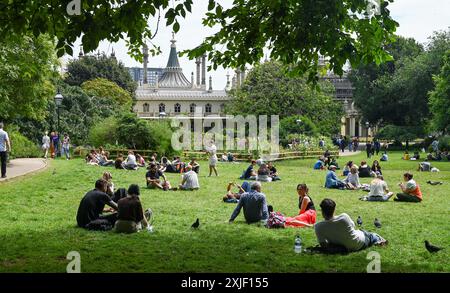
[
  {"left": 159, "top": 103, "right": 165, "bottom": 113},
  {"left": 190, "top": 103, "right": 196, "bottom": 113},
  {"left": 174, "top": 103, "right": 181, "bottom": 113},
  {"left": 205, "top": 103, "right": 212, "bottom": 113},
  {"left": 143, "top": 103, "right": 149, "bottom": 112}
]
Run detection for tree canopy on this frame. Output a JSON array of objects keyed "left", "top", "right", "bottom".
[
  {"left": 226, "top": 61, "right": 343, "bottom": 136},
  {"left": 428, "top": 50, "right": 450, "bottom": 134},
  {"left": 0, "top": 34, "right": 58, "bottom": 121},
  {"left": 65, "top": 55, "right": 137, "bottom": 95},
  {"left": 0, "top": 0, "right": 398, "bottom": 80}
]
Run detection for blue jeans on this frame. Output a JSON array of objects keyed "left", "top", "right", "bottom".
[
  {"left": 62, "top": 146, "right": 70, "bottom": 159},
  {"left": 361, "top": 230, "right": 383, "bottom": 249}
]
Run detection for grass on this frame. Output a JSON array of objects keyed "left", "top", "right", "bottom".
[{"left": 0, "top": 151, "right": 449, "bottom": 272}]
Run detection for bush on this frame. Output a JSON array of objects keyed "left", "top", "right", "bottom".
[
  {"left": 280, "top": 115, "right": 319, "bottom": 139},
  {"left": 438, "top": 135, "right": 450, "bottom": 151},
  {"left": 88, "top": 116, "right": 119, "bottom": 147},
  {"left": 5, "top": 125, "right": 41, "bottom": 159}
]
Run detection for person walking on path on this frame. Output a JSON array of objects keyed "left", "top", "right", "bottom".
[
  {"left": 42, "top": 131, "right": 50, "bottom": 159},
  {"left": 62, "top": 133, "right": 71, "bottom": 160},
  {"left": 0, "top": 122, "right": 11, "bottom": 178},
  {"left": 206, "top": 140, "right": 218, "bottom": 177}
]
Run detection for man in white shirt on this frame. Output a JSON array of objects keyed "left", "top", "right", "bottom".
[
  {"left": 360, "top": 175, "right": 394, "bottom": 202},
  {"left": 0, "top": 122, "right": 11, "bottom": 178},
  {"left": 123, "top": 151, "right": 138, "bottom": 170},
  {"left": 314, "top": 198, "right": 387, "bottom": 252},
  {"left": 179, "top": 165, "right": 200, "bottom": 190}
]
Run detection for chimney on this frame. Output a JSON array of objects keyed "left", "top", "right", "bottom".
[
  {"left": 201, "top": 54, "right": 206, "bottom": 88},
  {"left": 195, "top": 57, "right": 201, "bottom": 87},
  {"left": 191, "top": 72, "right": 195, "bottom": 89},
  {"left": 208, "top": 76, "right": 213, "bottom": 92},
  {"left": 154, "top": 72, "right": 159, "bottom": 90},
  {"left": 225, "top": 72, "right": 230, "bottom": 90},
  {"left": 143, "top": 44, "right": 149, "bottom": 84}
]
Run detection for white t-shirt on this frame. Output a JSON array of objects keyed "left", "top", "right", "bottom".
[
  {"left": 42, "top": 135, "right": 50, "bottom": 148},
  {"left": 126, "top": 154, "right": 137, "bottom": 166},
  {"left": 314, "top": 213, "right": 366, "bottom": 251},
  {"left": 0, "top": 129, "right": 9, "bottom": 152},
  {"left": 182, "top": 170, "right": 200, "bottom": 189},
  {"left": 405, "top": 179, "right": 417, "bottom": 190},
  {"left": 368, "top": 179, "right": 388, "bottom": 196}
]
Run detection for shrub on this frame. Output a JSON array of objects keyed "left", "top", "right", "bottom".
[
  {"left": 88, "top": 116, "right": 119, "bottom": 147},
  {"left": 438, "top": 135, "right": 450, "bottom": 151},
  {"left": 5, "top": 125, "right": 41, "bottom": 159}
]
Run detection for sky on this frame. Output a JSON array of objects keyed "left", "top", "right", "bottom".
[{"left": 67, "top": 0, "right": 450, "bottom": 90}]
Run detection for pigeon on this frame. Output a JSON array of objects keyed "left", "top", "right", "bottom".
[
  {"left": 426, "top": 180, "right": 443, "bottom": 185},
  {"left": 191, "top": 218, "right": 200, "bottom": 229},
  {"left": 357, "top": 216, "right": 362, "bottom": 227},
  {"left": 52, "top": 169, "right": 56, "bottom": 175},
  {"left": 425, "top": 240, "right": 443, "bottom": 253},
  {"left": 374, "top": 218, "right": 382, "bottom": 229}
]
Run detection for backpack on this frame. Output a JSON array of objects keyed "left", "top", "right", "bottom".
[{"left": 267, "top": 212, "right": 285, "bottom": 229}]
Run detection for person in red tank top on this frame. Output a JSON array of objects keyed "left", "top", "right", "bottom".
[{"left": 395, "top": 172, "right": 422, "bottom": 202}]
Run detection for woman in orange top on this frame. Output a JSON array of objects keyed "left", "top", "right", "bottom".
[
  {"left": 395, "top": 172, "right": 422, "bottom": 202},
  {"left": 284, "top": 184, "right": 317, "bottom": 228}
]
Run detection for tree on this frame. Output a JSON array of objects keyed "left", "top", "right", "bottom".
[
  {"left": 0, "top": 34, "right": 58, "bottom": 121},
  {"left": 429, "top": 50, "right": 450, "bottom": 134},
  {"left": 226, "top": 61, "right": 343, "bottom": 136},
  {"left": 65, "top": 55, "right": 137, "bottom": 95},
  {"left": 81, "top": 78, "right": 133, "bottom": 111},
  {"left": 350, "top": 31, "right": 450, "bottom": 137},
  {"left": 0, "top": 0, "right": 397, "bottom": 81}
]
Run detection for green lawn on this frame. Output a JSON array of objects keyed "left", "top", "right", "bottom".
[{"left": 0, "top": 151, "right": 449, "bottom": 272}]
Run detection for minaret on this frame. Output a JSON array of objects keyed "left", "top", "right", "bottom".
[
  {"left": 201, "top": 54, "right": 206, "bottom": 88},
  {"left": 240, "top": 67, "right": 246, "bottom": 85},
  {"left": 232, "top": 76, "right": 236, "bottom": 89},
  {"left": 208, "top": 76, "right": 213, "bottom": 92},
  {"left": 110, "top": 47, "right": 116, "bottom": 60},
  {"left": 195, "top": 57, "right": 201, "bottom": 87},
  {"left": 143, "top": 44, "right": 149, "bottom": 85},
  {"left": 225, "top": 72, "right": 230, "bottom": 91},
  {"left": 78, "top": 46, "right": 84, "bottom": 59},
  {"left": 191, "top": 72, "right": 195, "bottom": 89}
]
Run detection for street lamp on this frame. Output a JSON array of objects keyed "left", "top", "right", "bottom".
[
  {"left": 54, "top": 89, "right": 64, "bottom": 156},
  {"left": 365, "top": 121, "right": 370, "bottom": 143}
]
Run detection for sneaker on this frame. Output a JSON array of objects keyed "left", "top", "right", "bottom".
[{"left": 1, "top": 175, "right": 6, "bottom": 178}]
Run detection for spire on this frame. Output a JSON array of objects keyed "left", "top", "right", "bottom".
[
  {"left": 225, "top": 72, "right": 230, "bottom": 90},
  {"left": 78, "top": 46, "right": 84, "bottom": 58},
  {"left": 208, "top": 76, "right": 213, "bottom": 92},
  {"left": 158, "top": 34, "right": 191, "bottom": 88},
  {"left": 110, "top": 47, "right": 116, "bottom": 59}
]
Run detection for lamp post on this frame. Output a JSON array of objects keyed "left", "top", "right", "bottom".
[
  {"left": 54, "top": 89, "right": 64, "bottom": 157},
  {"left": 365, "top": 121, "right": 370, "bottom": 143}
]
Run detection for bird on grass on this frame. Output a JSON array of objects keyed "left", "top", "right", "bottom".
[
  {"left": 426, "top": 180, "right": 443, "bottom": 185},
  {"left": 357, "top": 216, "right": 362, "bottom": 227},
  {"left": 374, "top": 218, "right": 382, "bottom": 229},
  {"left": 191, "top": 218, "right": 200, "bottom": 229},
  {"left": 425, "top": 240, "right": 443, "bottom": 253},
  {"left": 52, "top": 169, "right": 56, "bottom": 175}
]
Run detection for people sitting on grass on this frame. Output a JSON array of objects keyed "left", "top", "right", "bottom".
[
  {"left": 380, "top": 151, "right": 388, "bottom": 161},
  {"left": 146, "top": 163, "right": 171, "bottom": 190},
  {"left": 358, "top": 161, "right": 372, "bottom": 178},
  {"left": 227, "top": 152, "right": 236, "bottom": 162},
  {"left": 402, "top": 151, "right": 410, "bottom": 160},
  {"left": 222, "top": 182, "right": 251, "bottom": 203},
  {"left": 115, "top": 153, "right": 124, "bottom": 169},
  {"left": 329, "top": 158, "right": 339, "bottom": 170},
  {"left": 342, "top": 161, "right": 355, "bottom": 176},
  {"left": 114, "top": 184, "right": 152, "bottom": 234},
  {"left": 256, "top": 163, "right": 272, "bottom": 182},
  {"left": 241, "top": 160, "right": 257, "bottom": 180},
  {"left": 284, "top": 184, "right": 316, "bottom": 228},
  {"left": 165, "top": 156, "right": 185, "bottom": 173},
  {"left": 418, "top": 161, "right": 432, "bottom": 172},
  {"left": 178, "top": 165, "right": 200, "bottom": 190},
  {"left": 136, "top": 154, "right": 146, "bottom": 167},
  {"left": 371, "top": 160, "right": 382, "bottom": 176},
  {"left": 313, "top": 157, "right": 325, "bottom": 170},
  {"left": 360, "top": 175, "right": 394, "bottom": 202},
  {"left": 123, "top": 150, "right": 138, "bottom": 170},
  {"left": 102, "top": 172, "right": 115, "bottom": 197},
  {"left": 76, "top": 179, "right": 118, "bottom": 229},
  {"left": 344, "top": 165, "right": 361, "bottom": 190},
  {"left": 412, "top": 151, "right": 420, "bottom": 160},
  {"left": 97, "top": 152, "right": 114, "bottom": 167},
  {"left": 188, "top": 158, "right": 200, "bottom": 174},
  {"left": 267, "top": 161, "right": 281, "bottom": 181},
  {"left": 229, "top": 181, "right": 269, "bottom": 224},
  {"left": 86, "top": 150, "right": 99, "bottom": 165},
  {"left": 221, "top": 152, "right": 228, "bottom": 162},
  {"left": 324, "top": 165, "right": 346, "bottom": 189},
  {"left": 314, "top": 198, "right": 388, "bottom": 252},
  {"left": 395, "top": 172, "right": 422, "bottom": 203}
]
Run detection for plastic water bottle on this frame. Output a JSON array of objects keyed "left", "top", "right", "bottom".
[{"left": 294, "top": 235, "right": 302, "bottom": 253}]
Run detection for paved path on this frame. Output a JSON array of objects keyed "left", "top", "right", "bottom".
[
  {"left": 339, "top": 150, "right": 361, "bottom": 157},
  {"left": 0, "top": 158, "right": 48, "bottom": 183}
]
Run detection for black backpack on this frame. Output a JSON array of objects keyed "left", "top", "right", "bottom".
[{"left": 85, "top": 219, "right": 113, "bottom": 231}]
